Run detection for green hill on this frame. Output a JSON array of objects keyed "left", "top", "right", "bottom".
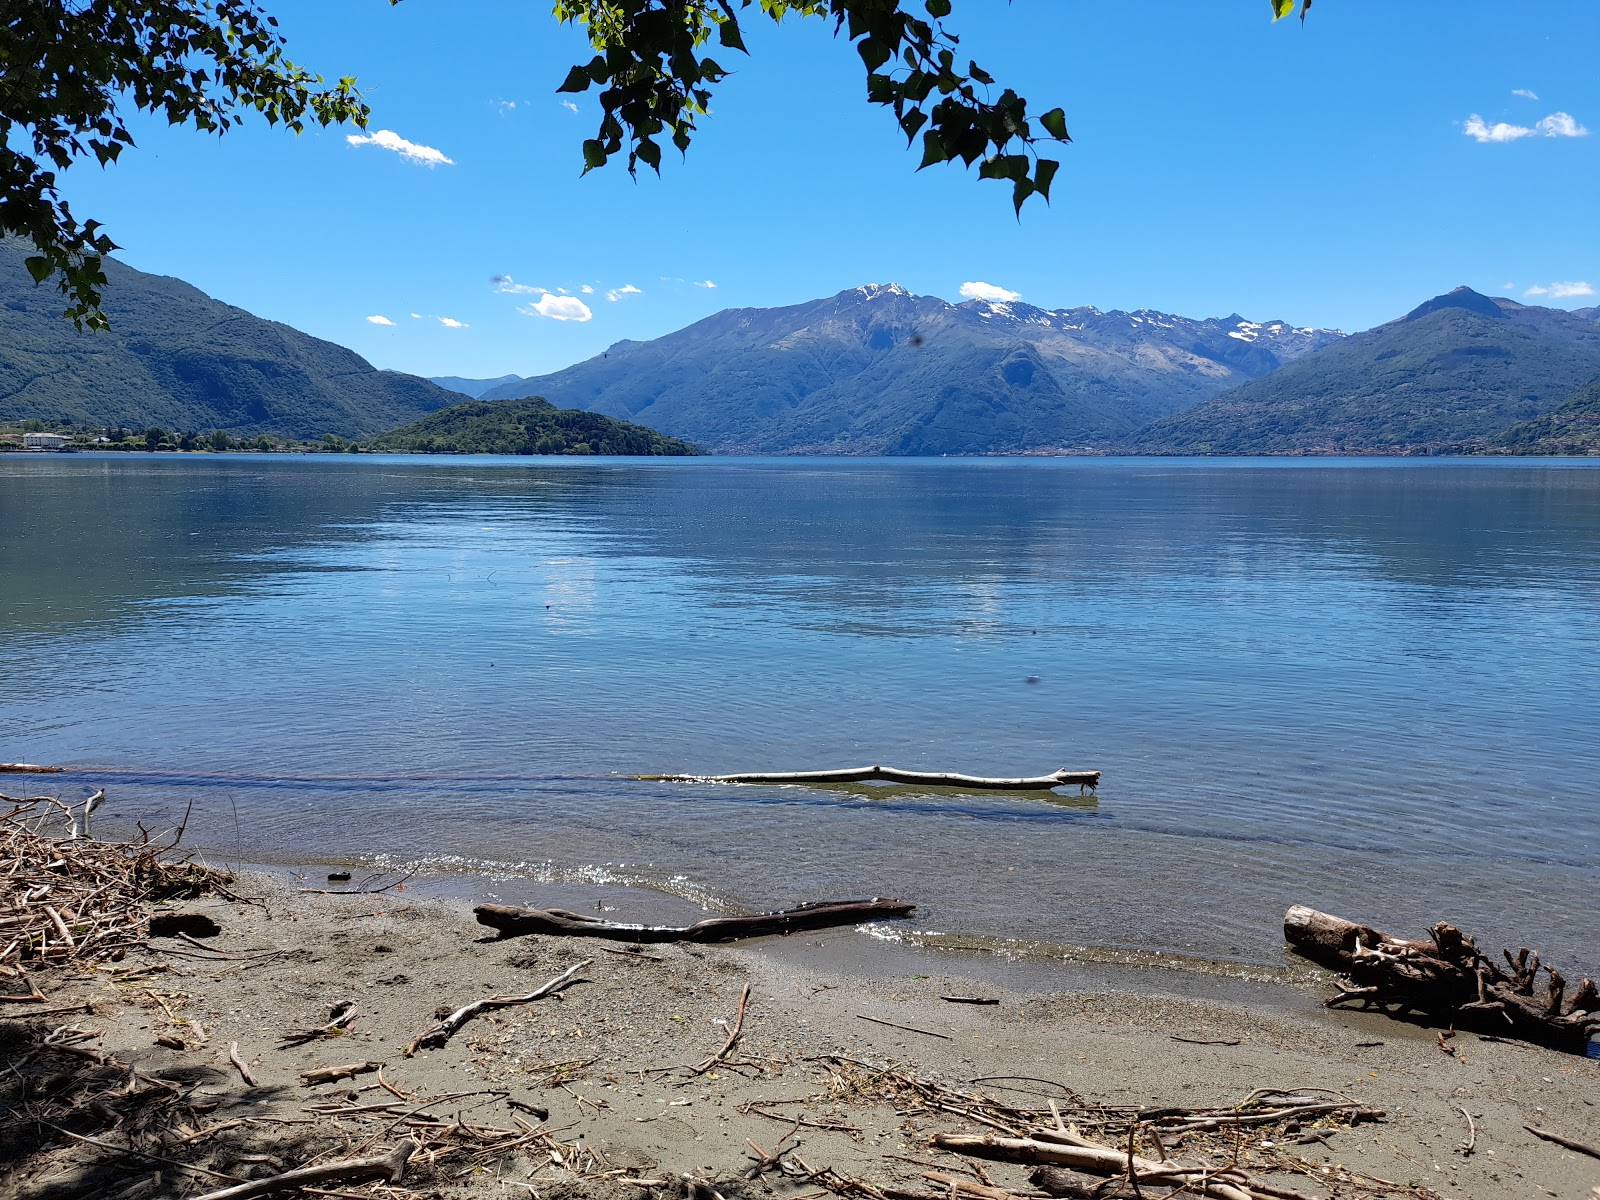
[
  {"left": 367, "top": 397, "right": 698, "bottom": 456},
  {"left": 0, "top": 241, "right": 459, "bottom": 439},
  {"left": 1129, "top": 289, "right": 1600, "bottom": 454},
  {"left": 1487, "top": 377, "right": 1600, "bottom": 455}
]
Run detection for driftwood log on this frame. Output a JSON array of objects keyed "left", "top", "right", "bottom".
[
  {"left": 636, "top": 765, "right": 1100, "bottom": 791},
  {"left": 189, "top": 1140, "right": 417, "bottom": 1200},
  {"left": 932, "top": 1133, "right": 1252, "bottom": 1200},
  {"left": 0, "top": 763, "right": 63, "bottom": 774},
  {"left": 475, "top": 898, "right": 914, "bottom": 943},
  {"left": 1284, "top": 905, "right": 1599, "bottom": 1054}
]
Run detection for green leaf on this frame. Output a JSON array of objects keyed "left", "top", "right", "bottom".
[
  {"left": 899, "top": 108, "right": 928, "bottom": 143},
  {"left": 1271, "top": 0, "right": 1297, "bottom": 19},
  {"left": 718, "top": 19, "right": 746, "bottom": 51},
  {"left": 557, "top": 65, "right": 591, "bottom": 93},
  {"left": 1011, "top": 177, "right": 1035, "bottom": 217},
  {"left": 925, "top": 0, "right": 951, "bottom": 16},
  {"left": 24, "top": 256, "right": 53, "bottom": 284},
  {"left": 1034, "top": 157, "right": 1059, "bottom": 201},
  {"left": 857, "top": 36, "right": 891, "bottom": 72},
  {"left": 582, "top": 139, "right": 608, "bottom": 170},
  {"left": 1039, "top": 107, "right": 1069, "bottom": 141},
  {"left": 918, "top": 128, "right": 950, "bottom": 169}
]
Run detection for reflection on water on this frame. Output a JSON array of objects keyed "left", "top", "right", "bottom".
[{"left": 2, "top": 453, "right": 1598, "bottom": 976}]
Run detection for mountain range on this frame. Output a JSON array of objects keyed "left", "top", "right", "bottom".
[
  {"left": 472, "top": 285, "right": 1344, "bottom": 454},
  {"left": 0, "top": 241, "right": 459, "bottom": 440},
  {"left": 5, "top": 242, "right": 1599, "bottom": 455},
  {"left": 1133, "top": 288, "right": 1600, "bottom": 454}
]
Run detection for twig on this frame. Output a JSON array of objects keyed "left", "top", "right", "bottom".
[
  {"left": 44, "top": 1124, "right": 241, "bottom": 1183},
  {"left": 1456, "top": 1106, "right": 1476, "bottom": 1156},
  {"left": 694, "top": 983, "right": 751, "bottom": 1075},
  {"left": 856, "top": 1014, "right": 952, "bottom": 1040},
  {"left": 299, "top": 870, "right": 414, "bottom": 896},
  {"left": 1170, "top": 1036, "right": 1241, "bottom": 1046},
  {"left": 229, "top": 1041, "right": 258, "bottom": 1086},
  {"left": 406, "top": 959, "right": 591, "bottom": 1054},
  {"left": 301, "top": 1061, "right": 383, "bottom": 1086},
  {"left": 1524, "top": 1124, "right": 1600, "bottom": 1159}
]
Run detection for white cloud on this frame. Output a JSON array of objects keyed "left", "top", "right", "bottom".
[
  {"left": 1464, "top": 110, "right": 1589, "bottom": 143},
  {"left": 492, "top": 275, "right": 543, "bottom": 295},
  {"left": 560, "top": 100, "right": 580, "bottom": 114},
  {"left": 694, "top": 279, "right": 717, "bottom": 289},
  {"left": 1536, "top": 111, "right": 1589, "bottom": 138},
  {"left": 346, "top": 129, "right": 454, "bottom": 166},
  {"left": 1526, "top": 281, "right": 1595, "bottom": 299},
  {"left": 365, "top": 315, "right": 396, "bottom": 326},
  {"left": 1512, "top": 88, "right": 1539, "bottom": 101},
  {"left": 437, "top": 316, "right": 468, "bottom": 328},
  {"left": 606, "top": 284, "right": 643, "bottom": 302},
  {"left": 520, "top": 294, "right": 593, "bottom": 322},
  {"left": 960, "top": 281, "right": 1022, "bottom": 303},
  {"left": 580, "top": 284, "right": 595, "bottom": 294},
  {"left": 498, "top": 100, "right": 517, "bottom": 114},
  {"left": 410, "top": 313, "right": 422, "bottom": 319},
  {"left": 1463, "top": 114, "right": 1535, "bottom": 143}
]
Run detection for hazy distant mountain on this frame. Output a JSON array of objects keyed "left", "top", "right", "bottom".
[
  {"left": 480, "top": 284, "right": 1342, "bottom": 454},
  {"left": 1132, "top": 288, "right": 1600, "bottom": 454},
  {"left": 0, "top": 241, "right": 458, "bottom": 439},
  {"left": 1487, "top": 376, "right": 1600, "bottom": 455},
  {"left": 369, "top": 397, "right": 697, "bottom": 456},
  {"left": 428, "top": 374, "right": 526, "bottom": 398}
]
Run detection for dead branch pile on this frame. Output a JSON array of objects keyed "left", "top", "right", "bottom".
[
  {"left": 1284, "top": 905, "right": 1600, "bottom": 1054},
  {"left": 1, "top": 794, "right": 229, "bottom": 985},
  {"left": 796, "top": 1056, "right": 1419, "bottom": 1200}
]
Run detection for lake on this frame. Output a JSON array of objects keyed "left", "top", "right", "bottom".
[{"left": 2, "top": 453, "right": 1597, "bottom": 977}]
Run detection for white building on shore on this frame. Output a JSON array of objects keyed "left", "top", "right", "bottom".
[{"left": 22, "top": 432, "right": 70, "bottom": 450}]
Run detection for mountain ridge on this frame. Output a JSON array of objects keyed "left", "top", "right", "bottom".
[
  {"left": 477, "top": 284, "right": 1344, "bottom": 454},
  {"left": 0, "top": 241, "right": 460, "bottom": 440},
  {"left": 1131, "top": 287, "right": 1600, "bottom": 454}
]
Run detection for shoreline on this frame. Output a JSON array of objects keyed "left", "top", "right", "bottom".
[{"left": 5, "top": 868, "right": 1598, "bottom": 1200}]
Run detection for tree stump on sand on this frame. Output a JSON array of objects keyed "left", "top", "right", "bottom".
[{"left": 1284, "top": 904, "right": 1599, "bottom": 1054}]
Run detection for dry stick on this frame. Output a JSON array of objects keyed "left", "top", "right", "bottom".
[
  {"left": 406, "top": 958, "right": 591, "bottom": 1055},
  {"left": 1170, "top": 1036, "right": 1241, "bottom": 1046},
  {"left": 187, "top": 1140, "right": 418, "bottom": 1200},
  {"left": 694, "top": 983, "right": 752, "bottom": 1075},
  {"left": 921, "top": 1173, "right": 1032, "bottom": 1200},
  {"left": 932, "top": 1134, "right": 1252, "bottom": 1200},
  {"left": 856, "top": 1014, "right": 952, "bottom": 1040},
  {"left": 300, "top": 1061, "right": 384, "bottom": 1086},
  {"left": 44, "top": 1124, "right": 241, "bottom": 1184},
  {"left": 1456, "top": 1107, "right": 1477, "bottom": 1156},
  {"left": 228, "top": 1041, "right": 258, "bottom": 1086},
  {"left": 1524, "top": 1124, "right": 1600, "bottom": 1159},
  {"left": 299, "top": 870, "right": 414, "bottom": 896}
]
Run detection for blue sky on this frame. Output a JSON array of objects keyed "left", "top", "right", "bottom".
[{"left": 56, "top": 1, "right": 1600, "bottom": 379}]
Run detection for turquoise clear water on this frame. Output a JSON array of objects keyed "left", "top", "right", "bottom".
[{"left": 3, "top": 453, "right": 1597, "bottom": 975}]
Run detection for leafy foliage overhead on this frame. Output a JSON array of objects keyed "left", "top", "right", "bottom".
[
  {"left": 0, "top": 0, "right": 368, "bottom": 327},
  {"left": 2, "top": 0, "right": 1311, "bottom": 327},
  {"left": 549, "top": 0, "right": 1070, "bottom": 214}
]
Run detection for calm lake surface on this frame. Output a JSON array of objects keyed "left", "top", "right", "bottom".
[{"left": 3, "top": 454, "right": 1597, "bottom": 976}]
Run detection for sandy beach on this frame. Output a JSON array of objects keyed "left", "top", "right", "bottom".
[{"left": 4, "top": 859, "right": 1597, "bottom": 1200}]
